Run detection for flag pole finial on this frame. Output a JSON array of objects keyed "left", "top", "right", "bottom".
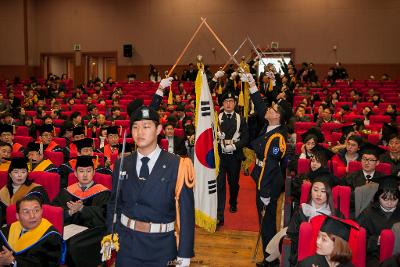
[{"left": 196, "top": 55, "right": 204, "bottom": 70}]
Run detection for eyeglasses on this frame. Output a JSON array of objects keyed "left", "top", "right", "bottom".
[{"left": 361, "top": 157, "right": 378, "bottom": 163}]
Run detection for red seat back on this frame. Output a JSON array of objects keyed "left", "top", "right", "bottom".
[
  {"left": 348, "top": 161, "right": 392, "bottom": 175},
  {"left": 15, "top": 126, "right": 29, "bottom": 136},
  {"left": 380, "top": 229, "right": 395, "bottom": 262},
  {"left": 6, "top": 204, "right": 63, "bottom": 234},
  {"left": 13, "top": 136, "right": 33, "bottom": 147},
  {"left": 297, "top": 159, "right": 311, "bottom": 175},
  {"left": 28, "top": 171, "right": 60, "bottom": 201},
  {"left": 43, "top": 151, "right": 64, "bottom": 167},
  {"left": 0, "top": 171, "right": 8, "bottom": 188},
  {"left": 160, "top": 139, "right": 168, "bottom": 151},
  {"left": 53, "top": 137, "right": 66, "bottom": 148}
]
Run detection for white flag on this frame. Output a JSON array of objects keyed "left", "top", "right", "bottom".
[{"left": 193, "top": 67, "right": 218, "bottom": 232}]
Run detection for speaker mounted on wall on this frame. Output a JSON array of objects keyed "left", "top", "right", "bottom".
[{"left": 123, "top": 44, "right": 133, "bottom": 57}]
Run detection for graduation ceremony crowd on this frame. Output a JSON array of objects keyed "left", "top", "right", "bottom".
[{"left": 0, "top": 58, "right": 399, "bottom": 267}]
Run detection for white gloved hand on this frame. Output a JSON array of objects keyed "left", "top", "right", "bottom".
[
  {"left": 230, "top": 71, "right": 238, "bottom": 80},
  {"left": 176, "top": 257, "right": 191, "bottom": 267},
  {"left": 217, "top": 131, "right": 225, "bottom": 140},
  {"left": 224, "top": 144, "right": 236, "bottom": 153},
  {"left": 260, "top": 196, "right": 270, "bottom": 206},
  {"left": 158, "top": 77, "right": 174, "bottom": 90},
  {"left": 213, "top": 70, "right": 225, "bottom": 81},
  {"left": 240, "top": 73, "right": 255, "bottom": 84}
]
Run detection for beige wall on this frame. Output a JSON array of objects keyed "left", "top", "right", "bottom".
[{"left": 1, "top": 0, "right": 400, "bottom": 79}]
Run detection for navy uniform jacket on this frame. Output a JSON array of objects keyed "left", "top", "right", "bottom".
[
  {"left": 218, "top": 112, "right": 249, "bottom": 161},
  {"left": 106, "top": 150, "right": 195, "bottom": 261},
  {"left": 250, "top": 90, "right": 287, "bottom": 200}
]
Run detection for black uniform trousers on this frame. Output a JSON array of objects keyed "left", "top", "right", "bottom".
[
  {"left": 256, "top": 190, "right": 277, "bottom": 259},
  {"left": 217, "top": 154, "right": 241, "bottom": 221}
]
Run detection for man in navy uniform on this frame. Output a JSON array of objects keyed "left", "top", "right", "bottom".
[
  {"left": 241, "top": 73, "right": 289, "bottom": 267},
  {"left": 217, "top": 90, "right": 249, "bottom": 226},
  {"left": 105, "top": 106, "right": 195, "bottom": 267}
]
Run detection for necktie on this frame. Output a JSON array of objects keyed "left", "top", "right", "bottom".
[
  {"left": 227, "top": 114, "right": 232, "bottom": 119},
  {"left": 366, "top": 175, "right": 372, "bottom": 183},
  {"left": 139, "top": 157, "right": 150, "bottom": 181},
  {"left": 20, "top": 229, "right": 28, "bottom": 237},
  {"left": 80, "top": 186, "right": 87, "bottom": 192}
]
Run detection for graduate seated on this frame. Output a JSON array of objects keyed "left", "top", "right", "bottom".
[
  {"left": 52, "top": 155, "right": 111, "bottom": 267},
  {"left": 59, "top": 137, "right": 108, "bottom": 189},
  {"left": 332, "top": 135, "right": 362, "bottom": 170},
  {"left": 298, "top": 216, "right": 358, "bottom": 267},
  {"left": 357, "top": 175, "right": 400, "bottom": 267},
  {"left": 0, "top": 195, "right": 64, "bottom": 266},
  {"left": 0, "top": 158, "right": 49, "bottom": 224},
  {"left": 36, "top": 124, "right": 64, "bottom": 153},
  {"left": 162, "top": 122, "right": 188, "bottom": 156},
  {"left": 0, "top": 141, "right": 11, "bottom": 172},
  {"left": 65, "top": 126, "right": 86, "bottom": 160},
  {"left": 26, "top": 142, "right": 58, "bottom": 173},
  {"left": 100, "top": 126, "right": 120, "bottom": 168},
  {"left": 0, "top": 124, "right": 25, "bottom": 154},
  {"left": 379, "top": 133, "right": 400, "bottom": 176}
]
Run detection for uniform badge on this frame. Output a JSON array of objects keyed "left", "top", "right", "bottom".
[
  {"left": 272, "top": 147, "right": 280, "bottom": 155},
  {"left": 142, "top": 109, "right": 150, "bottom": 118}
]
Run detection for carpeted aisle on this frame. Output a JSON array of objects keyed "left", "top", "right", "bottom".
[{"left": 219, "top": 172, "right": 259, "bottom": 232}]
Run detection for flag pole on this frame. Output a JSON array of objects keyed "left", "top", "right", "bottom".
[
  {"left": 200, "top": 17, "right": 245, "bottom": 73},
  {"left": 221, "top": 37, "right": 248, "bottom": 71},
  {"left": 167, "top": 19, "right": 207, "bottom": 77}
]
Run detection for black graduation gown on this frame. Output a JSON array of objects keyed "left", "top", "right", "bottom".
[
  {"left": 343, "top": 170, "right": 385, "bottom": 190},
  {"left": 51, "top": 184, "right": 111, "bottom": 267},
  {"left": 357, "top": 203, "right": 400, "bottom": 266},
  {"left": 298, "top": 254, "right": 354, "bottom": 267},
  {"left": 0, "top": 225, "right": 63, "bottom": 267}
]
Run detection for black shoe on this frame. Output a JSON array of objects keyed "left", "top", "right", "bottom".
[
  {"left": 229, "top": 206, "right": 237, "bottom": 213},
  {"left": 217, "top": 219, "right": 224, "bottom": 227}
]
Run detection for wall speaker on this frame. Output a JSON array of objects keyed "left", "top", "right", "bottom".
[{"left": 123, "top": 44, "right": 133, "bottom": 57}]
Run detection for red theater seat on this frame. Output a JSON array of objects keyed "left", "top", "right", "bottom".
[
  {"left": 380, "top": 229, "right": 395, "bottom": 263},
  {"left": 28, "top": 171, "right": 60, "bottom": 201}
]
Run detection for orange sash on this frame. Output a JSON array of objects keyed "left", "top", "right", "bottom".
[
  {"left": 69, "top": 143, "right": 77, "bottom": 156},
  {"left": 45, "top": 141, "right": 58, "bottom": 152},
  {"left": 0, "top": 183, "right": 40, "bottom": 206},
  {"left": 66, "top": 183, "right": 109, "bottom": 200},
  {"left": 103, "top": 144, "right": 118, "bottom": 161},
  {"left": 12, "top": 143, "right": 23, "bottom": 153}
]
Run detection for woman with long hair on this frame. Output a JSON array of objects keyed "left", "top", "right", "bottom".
[
  {"left": 0, "top": 157, "right": 49, "bottom": 223},
  {"left": 357, "top": 175, "right": 400, "bottom": 267}
]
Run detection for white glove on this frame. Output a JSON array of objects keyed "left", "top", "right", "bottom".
[
  {"left": 213, "top": 70, "right": 225, "bottom": 81},
  {"left": 240, "top": 73, "right": 255, "bottom": 84},
  {"left": 217, "top": 131, "right": 225, "bottom": 140},
  {"left": 223, "top": 144, "right": 236, "bottom": 153},
  {"left": 176, "top": 257, "right": 190, "bottom": 267},
  {"left": 230, "top": 71, "right": 238, "bottom": 80},
  {"left": 158, "top": 77, "right": 174, "bottom": 90},
  {"left": 260, "top": 196, "right": 270, "bottom": 206}
]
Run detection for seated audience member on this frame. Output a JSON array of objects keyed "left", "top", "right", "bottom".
[
  {"left": 0, "top": 195, "right": 64, "bottom": 266},
  {"left": 37, "top": 124, "right": 64, "bottom": 153},
  {"left": 370, "top": 93, "right": 384, "bottom": 108},
  {"left": 294, "top": 106, "right": 311, "bottom": 122},
  {"left": 162, "top": 122, "right": 188, "bottom": 156},
  {"left": 298, "top": 216, "right": 357, "bottom": 267},
  {"left": 66, "top": 126, "right": 86, "bottom": 159},
  {"left": 0, "top": 158, "right": 49, "bottom": 224},
  {"left": 343, "top": 143, "right": 386, "bottom": 190},
  {"left": 299, "top": 128, "right": 324, "bottom": 159},
  {"left": 384, "top": 104, "right": 398, "bottom": 122},
  {"left": 52, "top": 156, "right": 110, "bottom": 267},
  {"left": 287, "top": 175, "right": 342, "bottom": 266},
  {"left": 333, "top": 135, "right": 363, "bottom": 169},
  {"left": 380, "top": 133, "right": 400, "bottom": 176},
  {"left": 316, "top": 106, "right": 338, "bottom": 127},
  {"left": 100, "top": 126, "right": 120, "bottom": 168},
  {"left": 335, "top": 104, "right": 355, "bottom": 122},
  {"left": 107, "top": 107, "right": 125, "bottom": 121},
  {"left": 361, "top": 106, "right": 373, "bottom": 126},
  {"left": 0, "top": 141, "right": 12, "bottom": 171},
  {"left": 357, "top": 175, "right": 400, "bottom": 267},
  {"left": 59, "top": 138, "right": 105, "bottom": 189},
  {"left": 0, "top": 123, "right": 25, "bottom": 154},
  {"left": 26, "top": 142, "right": 58, "bottom": 173},
  {"left": 109, "top": 143, "right": 134, "bottom": 172},
  {"left": 22, "top": 116, "right": 37, "bottom": 140},
  {"left": 331, "top": 124, "right": 357, "bottom": 154}
]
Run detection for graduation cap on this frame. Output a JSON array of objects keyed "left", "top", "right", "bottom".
[
  {"left": 341, "top": 124, "right": 356, "bottom": 137},
  {"left": 382, "top": 123, "right": 399, "bottom": 142},
  {"left": 117, "top": 143, "right": 133, "bottom": 154},
  {"left": 309, "top": 168, "right": 340, "bottom": 188},
  {"left": 0, "top": 124, "right": 13, "bottom": 135},
  {"left": 9, "top": 157, "right": 28, "bottom": 170},
  {"left": 76, "top": 155, "right": 94, "bottom": 168},
  {"left": 38, "top": 124, "right": 54, "bottom": 135},
  {"left": 359, "top": 142, "right": 386, "bottom": 158},
  {"left": 372, "top": 175, "right": 400, "bottom": 191},
  {"left": 127, "top": 99, "right": 144, "bottom": 118},
  {"left": 130, "top": 106, "right": 159, "bottom": 123},
  {"left": 320, "top": 215, "right": 359, "bottom": 241},
  {"left": 301, "top": 127, "right": 324, "bottom": 143},
  {"left": 341, "top": 104, "right": 350, "bottom": 111},
  {"left": 74, "top": 138, "right": 93, "bottom": 151},
  {"left": 107, "top": 126, "right": 119, "bottom": 135},
  {"left": 348, "top": 134, "right": 363, "bottom": 147},
  {"left": 311, "top": 145, "right": 336, "bottom": 161},
  {"left": 221, "top": 90, "right": 236, "bottom": 102},
  {"left": 176, "top": 104, "right": 185, "bottom": 112},
  {"left": 72, "top": 126, "right": 85, "bottom": 137},
  {"left": 27, "top": 142, "right": 41, "bottom": 152}
]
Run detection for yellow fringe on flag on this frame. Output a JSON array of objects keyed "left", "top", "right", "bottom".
[
  {"left": 217, "top": 83, "right": 223, "bottom": 95},
  {"left": 214, "top": 112, "right": 220, "bottom": 175},
  {"left": 168, "top": 86, "right": 173, "bottom": 105},
  {"left": 239, "top": 60, "right": 251, "bottom": 121},
  {"left": 194, "top": 63, "right": 204, "bottom": 128},
  {"left": 238, "top": 88, "right": 244, "bottom": 107},
  {"left": 195, "top": 209, "right": 217, "bottom": 233}
]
